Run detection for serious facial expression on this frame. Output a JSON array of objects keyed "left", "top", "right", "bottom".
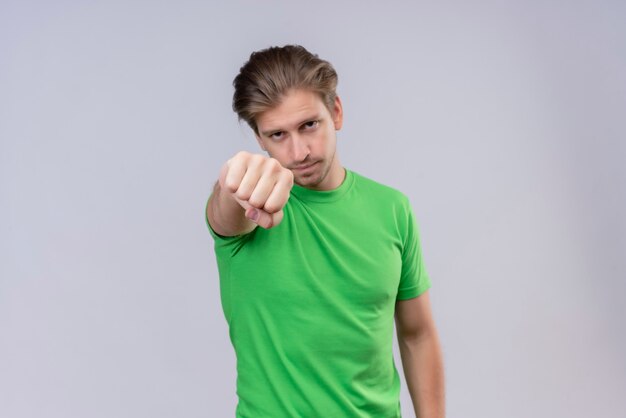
[{"left": 254, "top": 89, "right": 344, "bottom": 191}]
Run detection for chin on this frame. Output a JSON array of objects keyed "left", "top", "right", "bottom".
[
  {"left": 294, "top": 175, "right": 321, "bottom": 188},
  {"left": 295, "top": 170, "right": 327, "bottom": 189}
]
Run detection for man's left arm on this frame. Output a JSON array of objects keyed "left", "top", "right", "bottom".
[{"left": 395, "top": 290, "right": 445, "bottom": 418}]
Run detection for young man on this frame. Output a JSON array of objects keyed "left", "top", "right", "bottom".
[{"left": 205, "top": 45, "right": 445, "bottom": 418}]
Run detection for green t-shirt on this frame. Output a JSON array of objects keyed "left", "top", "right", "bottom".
[{"left": 205, "top": 168, "right": 431, "bottom": 418}]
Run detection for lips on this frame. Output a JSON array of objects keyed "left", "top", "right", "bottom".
[{"left": 293, "top": 161, "right": 318, "bottom": 171}]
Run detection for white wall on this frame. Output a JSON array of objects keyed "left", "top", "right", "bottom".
[{"left": 1, "top": 1, "right": 624, "bottom": 417}]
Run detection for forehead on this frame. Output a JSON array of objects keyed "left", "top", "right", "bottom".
[{"left": 256, "top": 89, "right": 328, "bottom": 132}]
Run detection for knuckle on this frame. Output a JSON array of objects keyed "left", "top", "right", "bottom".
[
  {"left": 260, "top": 157, "right": 277, "bottom": 174},
  {"left": 223, "top": 179, "right": 238, "bottom": 193},
  {"left": 263, "top": 202, "right": 278, "bottom": 213},
  {"left": 248, "top": 196, "right": 263, "bottom": 209},
  {"left": 232, "top": 150, "right": 249, "bottom": 163},
  {"left": 234, "top": 189, "right": 250, "bottom": 201},
  {"left": 251, "top": 154, "right": 265, "bottom": 164},
  {"left": 246, "top": 157, "right": 262, "bottom": 172}
]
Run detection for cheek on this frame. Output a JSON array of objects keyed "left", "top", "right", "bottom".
[
  {"left": 318, "top": 129, "right": 336, "bottom": 153},
  {"left": 313, "top": 128, "right": 331, "bottom": 145}
]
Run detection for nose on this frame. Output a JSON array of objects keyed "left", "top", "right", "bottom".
[{"left": 290, "top": 135, "right": 310, "bottom": 162}]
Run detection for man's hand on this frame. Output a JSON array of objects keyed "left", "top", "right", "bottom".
[{"left": 218, "top": 151, "right": 294, "bottom": 230}]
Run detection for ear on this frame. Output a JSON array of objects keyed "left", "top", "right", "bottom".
[{"left": 332, "top": 95, "right": 344, "bottom": 130}]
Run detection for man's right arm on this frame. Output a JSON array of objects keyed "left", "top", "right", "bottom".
[
  {"left": 206, "top": 181, "right": 256, "bottom": 237},
  {"left": 206, "top": 151, "right": 294, "bottom": 237}
]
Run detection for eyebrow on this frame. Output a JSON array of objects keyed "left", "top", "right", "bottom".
[{"left": 260, "top": 114, "right": 321, "bottom": 137}]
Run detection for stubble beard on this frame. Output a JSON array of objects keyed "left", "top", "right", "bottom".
[{"left": 293, "top": 148, "right": 337, "bottom": 189}]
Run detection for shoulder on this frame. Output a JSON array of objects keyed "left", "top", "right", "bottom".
[
  {"left": 350, "top": 170, "right": 411, "bottom": 207},
  {"left": 349, "top": 171, "right": 417, "bottom": 239}
]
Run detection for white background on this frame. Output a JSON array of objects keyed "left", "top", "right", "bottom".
[{"left": 1, "top": 1, "right": 625, "bottom": 417}]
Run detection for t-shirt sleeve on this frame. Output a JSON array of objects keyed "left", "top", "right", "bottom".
[{"left": 396, "top": 197, "right": 432, "bottom": 300}]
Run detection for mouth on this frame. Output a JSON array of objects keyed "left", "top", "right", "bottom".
[{"left": 292, "top": 161, "right": 318, "bottom": 172}]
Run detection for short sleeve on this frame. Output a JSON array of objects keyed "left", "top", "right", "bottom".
[{"left": 396, "top": 197, "right": 432, "bottom": 300}]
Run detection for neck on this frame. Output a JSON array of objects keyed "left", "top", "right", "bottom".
[{"left": 314, "top": 155, "right": 345, "bottom": 191}]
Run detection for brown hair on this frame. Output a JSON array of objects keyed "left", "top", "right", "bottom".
[{"left": 232, "top": 45, "right": 338, "bottom": 134}]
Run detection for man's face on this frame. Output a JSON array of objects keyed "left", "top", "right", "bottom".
[{"left": 255, "top": 89, "right": 344, "bottom": 190}]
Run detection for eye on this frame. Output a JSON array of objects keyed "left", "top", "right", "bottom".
[
  {"left": 270, "top": 131, "right": 284, "bottom": 140},
  {"left": 302, "top": 120, "right": 319, "bottom": 130}
]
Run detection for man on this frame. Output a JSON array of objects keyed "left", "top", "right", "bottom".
[{"left": 205, "top": 45, "right": 445, "bottom": 418}]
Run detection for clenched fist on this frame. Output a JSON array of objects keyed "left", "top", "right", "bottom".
[{"left": 218, "top": 151, "right": 294, "bottom": 229}]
